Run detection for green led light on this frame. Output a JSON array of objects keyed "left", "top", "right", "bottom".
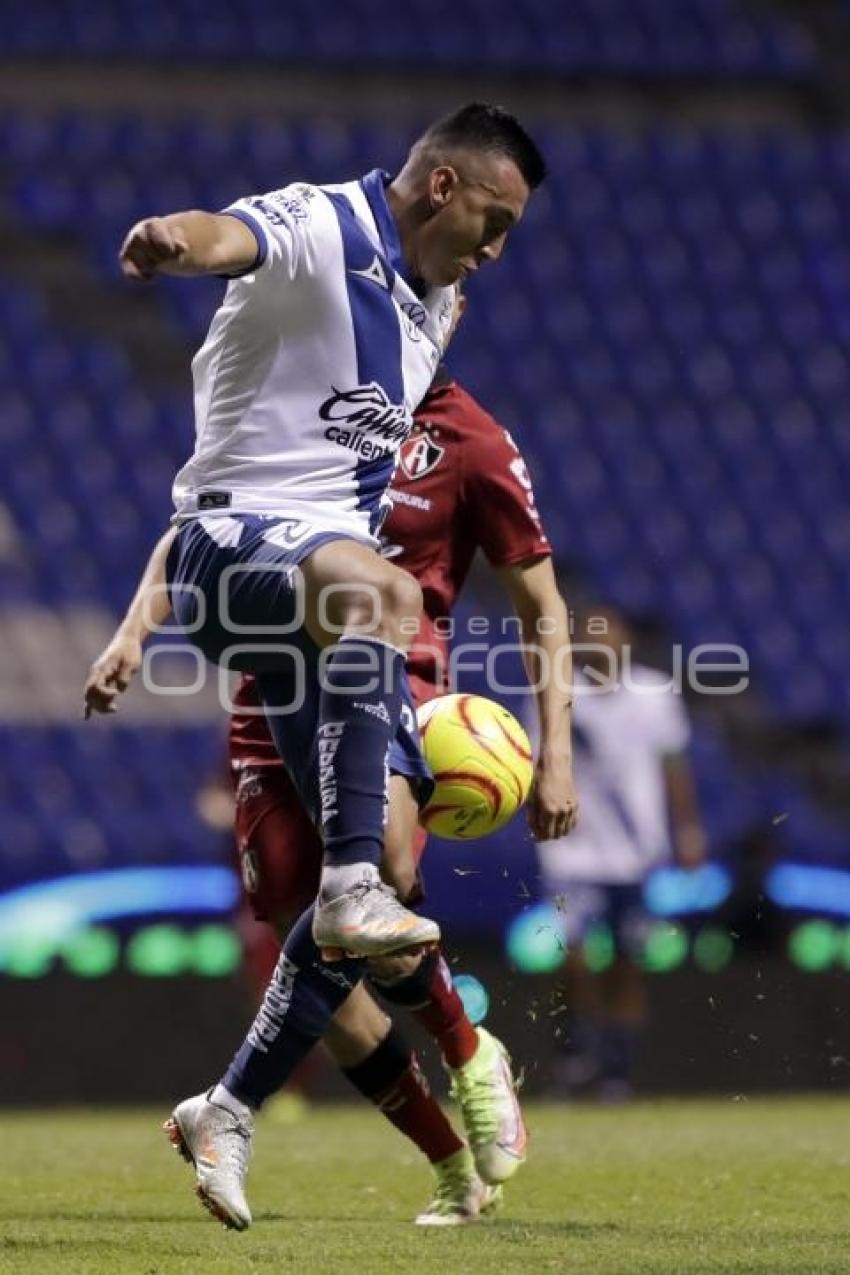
[
  {"left": 583, "top": 923, "right": 614, "bottom": 973},
  {"left": 191, "top": 926, "right": 241, "bottom": 977},
  {"left": 506, "top": 904, "right": 568, "bottom": 974},
  {"left": 3, "top": 938, "right": 55, "bottom": 979},
  {"left": 642, "top": 922, "right": 688, "bottom": 973},
  {"left": 61, "top": 927, "right": 120, "bottom": 978},
  {"left": 126, "top": 925, "right": 191, "bottom": 977},
  {"left": 840, "top": 928, "right": 850, "bottom": 970},
  {"left": 693, "top": 927, "right": 734, "bottom": 973},
  {"left": 788, "top": 920, "right": 839, "bottom": 972}
]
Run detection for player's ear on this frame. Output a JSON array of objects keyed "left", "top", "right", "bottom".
[{"left": 429, "top": 166, "right": 459, "bottom": 211}]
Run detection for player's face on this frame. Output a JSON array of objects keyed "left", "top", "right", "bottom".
[{"left": 416, "top": 154, "right": 530, "bottom": 287}]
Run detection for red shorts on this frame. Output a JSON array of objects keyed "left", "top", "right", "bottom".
[
  {"left": 233, "top": 763, "right": 430, "bottom": 923},
  {"left": 233, "top": 765, "right": 322, "bottom": 924},
  {"left": 231, "top": 675, "right": 439, "bottom": 923}
]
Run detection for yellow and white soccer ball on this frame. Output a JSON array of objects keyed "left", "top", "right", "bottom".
[{"left": 417, "top": 693, "right": 534, "bottom": 840}]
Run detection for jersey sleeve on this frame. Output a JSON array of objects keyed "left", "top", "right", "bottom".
[
  {"left": 464, "top": 423, "right": 551, "bottom": 567},
  {"left": 220, "top": 183, "right": 323, "bottom": 281}
]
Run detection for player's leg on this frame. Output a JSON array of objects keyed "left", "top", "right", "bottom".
[
  {"left": 166, "top": 905, "right": 365, "bottom": 1230},
  {"left": 367, "top": 729, "right": 527, "bottom": 1185},
  {"left": 168, "top": 760, "right": 513, "bottom": 1229},
  {"left": 167, "top": 767, "right": 340, "bottom": 1230},
  {"left": 167, "top": 518, "right": 438, "bottom": 958},
  {"left": 167, "top": 754, "right": 312, "bottom": 1226},
  {"left": 594, "top": 885, "right": 649, "bottom": 1100},
  {"left": 217, "top": 770, "right": 425, "bottom": 1125},
  {"left": 547, "top": 883, "right": 607, "bottom": 1093},
  {"left": 295, "top": 538, "right": 440, "bottom": 955},
  {"left": 168, "top": 652, "right": 519, "bottom": 1220},
  {"left": 183, "top": 660, "right": 437, "bottom": 1149},
  {"left": 368, "top": 948, "right": 527, "bottom": 1185},
  {"left": 233, "top": 764, "right": 321, "bottom": 945},
  {"left": 369, "top": 784, "right": 478, "bottom": 1072},
  {"left": 595, "top": 955, "right": 644, "bottom": 1099},
  {"left": 326, "top": 983, "right": 501, "bottom": 1226},
  {"left": 164, "top": 765, "right": 421, "bottom": 1230},
  {"left": 228, "top": 761, "right": 506, "bottom": 1168},
  {"left": 202, "top": 774, "right": 420, "bottom": 1115},
  {"left": 233, "top": 765, "right": 325, "bottom": 1103}
]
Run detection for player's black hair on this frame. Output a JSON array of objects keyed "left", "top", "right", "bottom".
[{"left": 416, "top": 103, "right": 546, "bottom": 190}]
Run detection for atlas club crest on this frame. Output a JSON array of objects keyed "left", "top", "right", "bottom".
[{"left": 399, "top": 427, "right": 445, "bottom": 480}]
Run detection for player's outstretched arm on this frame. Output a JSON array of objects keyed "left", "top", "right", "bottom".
[
  {"left": 499, "top": 556, "right": 578, "bottom": 841},
  {"left": 119, "top": 211, "right": 259, "bottom": 280},
  {"left": 664, "top": 753, "right": 707, "bottom": 870},
  {"left": 84, "top": 526, "right": 177, "bottom": 718}
]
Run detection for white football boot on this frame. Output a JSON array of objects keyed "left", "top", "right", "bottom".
[
  {"left": 164, "top": 1089, "right": 254, "bottom": 1230},
  {"left": 415, "top": 1146, "right": 503, "bottom": 1226},
  {"left": 313, "top": 875, "right": 439, "bottom": 959}
]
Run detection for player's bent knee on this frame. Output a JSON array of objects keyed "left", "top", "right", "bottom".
[
  {"left": 379, "top": 567, "right": 423, "bottom": 627},
  {"left": 367, "top": 949, "right": 425, "bottom": 984}
]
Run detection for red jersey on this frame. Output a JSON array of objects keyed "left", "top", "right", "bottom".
[
  {"left": 228, "top": 374, "right": 550, "bottom": 768},
  {"left": 385, "top": 374, "right": 550, "bottom": 685}
]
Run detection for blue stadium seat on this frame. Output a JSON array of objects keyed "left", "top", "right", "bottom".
[{"left": 0, "top": 0, "right": 816, "bottom": 75}]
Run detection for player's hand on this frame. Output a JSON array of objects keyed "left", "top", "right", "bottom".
[
  {"left": 119, "top": 217, "right": 190, "bottom": 281},
  {"left": 528, "top": 752, "right": 578, "bottom": 841},
  {"left": 83, "top": 632, "right": 143, "bottom": 718}
]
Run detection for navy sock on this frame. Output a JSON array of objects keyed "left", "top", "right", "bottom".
[
  {"left": 318, "top": 636, "right": 405, "bottom": 869},
  {"left": 342, "top": 1026, "right": 465, "bottom": 1164},
  {"left": 222, "top": 905, "right": 364, "bottom": 1108}
]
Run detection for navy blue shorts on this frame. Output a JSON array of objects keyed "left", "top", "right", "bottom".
[
  {"left": 167, "top": 514, "right": 339, "bottom": 673},
  {"left": 168, "top": 515, "right": 432, "bottom": 821},
  {"left": 553, "top": 882, "right": 650, "bottom": 959}
]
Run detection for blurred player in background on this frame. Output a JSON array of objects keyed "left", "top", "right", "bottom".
[
  {"left": 536, "top": 603, "right": 705, "bottom": 1100},
  {"left": 86, "top": 303, "right": 577, "bottom": 1224}
]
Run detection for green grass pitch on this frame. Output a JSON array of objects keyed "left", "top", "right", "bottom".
[{"left": 2, "top": 1098, "right": 849, "bottom": 1274}]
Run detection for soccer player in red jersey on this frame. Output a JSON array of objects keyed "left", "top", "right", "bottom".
[
  {"left": 86, "top": 342, "right": 576, "bottom": 1227},
  {"left": 229, "top": 361, "right": 574, "bottom": 928}
]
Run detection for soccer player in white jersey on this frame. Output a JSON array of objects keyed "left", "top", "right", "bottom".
[
  {"left": 119, "top": 103, "right": 545, "bottom": 965},
  {"left": 537, "top": 604, "right": 706, "bottom": 1098},
  {"left": 114, "top": 105, "right": 547, "bottom": 1225}
]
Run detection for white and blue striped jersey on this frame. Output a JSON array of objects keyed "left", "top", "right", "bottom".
[
  {"left": 537, "top": 665, "right": 691, "bottom": 885},
  {"left": 172, "top": 169, "right": 456, "bottom": 543}
]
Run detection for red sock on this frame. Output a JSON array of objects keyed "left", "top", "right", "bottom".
[
  {"left": 343, "top": 1027, "right": 464, "bottom": 1164},
  {"left": 411, "top": 953, "right": 480, "bottom": 1069},
  {"left": 375, "top": 1057, "right": 465, "bottom": 1163}
]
